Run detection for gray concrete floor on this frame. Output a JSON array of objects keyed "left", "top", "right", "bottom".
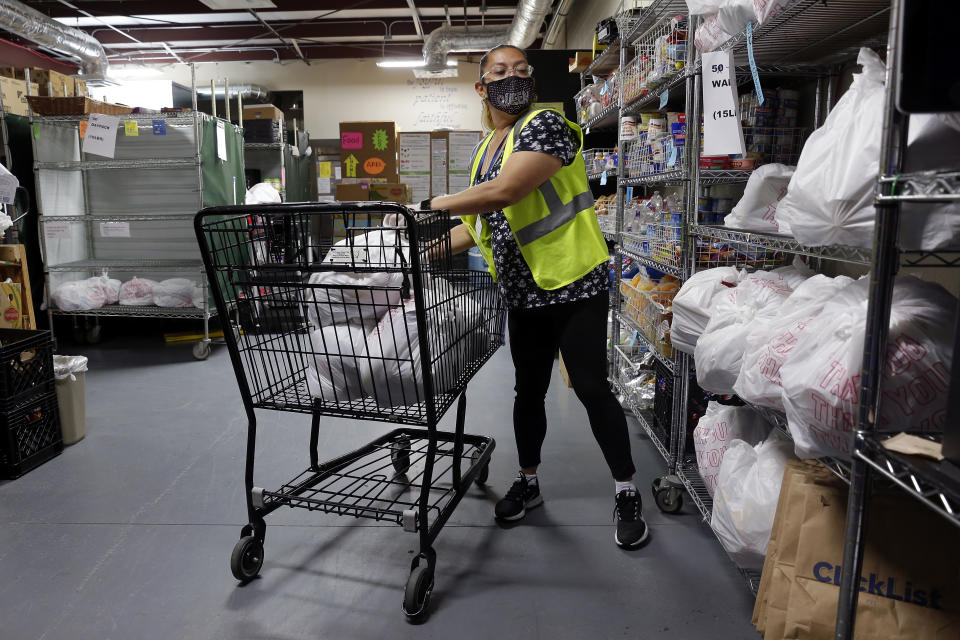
[{"left": 0, "top": 337, "right": 758, "bottom": 640}]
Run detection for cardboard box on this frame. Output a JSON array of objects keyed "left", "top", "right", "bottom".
[
  {"left": 335, "top": 182, "right": 412, "bottom": 204},
  {"left": 568, "top": 51, "right": 594, "bottom": 73},
  {"left": 74, "top": 78, "right": 86, "bottom": 97},
  {"left": 243, "top": 104, "right": 284, "bottom": 121},
  {"left": 0, "top": 77, "right": 39, "bottom": 116},
  {"left": 339, "top": 120, "right": 398, "bottom": 182},
  {"left": 397, "top": 131, "right": 432, "bottom": 205},
  {"left": 429, "top": 130, "right": 482, "bottom": 196},
  {"left": 0, "top": 282, "right": 23, "bottom": 329},
  {"left": 31, "top": 68, "right": 73, "bottom": 97}
]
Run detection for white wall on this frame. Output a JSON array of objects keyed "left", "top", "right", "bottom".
[{"left": 155, "top": 59, "right": 484, "bottom": 138}]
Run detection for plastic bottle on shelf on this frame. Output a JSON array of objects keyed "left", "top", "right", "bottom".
[{"left": 594, "top": 152, "right": 604, "bottom": 174}]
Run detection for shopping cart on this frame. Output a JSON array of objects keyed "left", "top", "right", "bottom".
[{"left": 194, "top": 202, "right": 504, "bottom": 620}]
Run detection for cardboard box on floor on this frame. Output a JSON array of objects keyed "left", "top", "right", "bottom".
[
  {"left": 339, "top": 121, "right": 398, "bottom": 183},
  {"left": 429, "top": 130, "right": 482, "bottom": 197},
  {"left": 0, "top": 76, "right": 39, "bottom": 116}
]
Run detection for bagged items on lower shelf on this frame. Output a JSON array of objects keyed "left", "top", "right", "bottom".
[
  {"left": 780, "top": 275, "right": 956, "bottom": 459},
  {"left": 734, "top": 274, "right": 856, "bottom": 411},
  {"left": 723, "top": 163, "right": 794, "bottom": 234},
  {"left": 754, "top": 461, "right": 960, "bottom": 639},
  {"left": 119, "top": 277, "right": 158, "bottom": 306},
  {"left": 153, "top": 278, "right": 203, "bottom": 308},
  {"left": 51, "top": 276, "right": 118, "bottom": 311},
  {"left": 306, "top": 229, "right": 407, "bottom": 329},
  {"left": 695, "top": 263, "right": 811, "bottom": 395},
  {"left": 710, "top": 433, "right": 795, "bottom": 570},
  {"left": 671, "top": 266, "right": 743, "bottom": 355},
  {"left": 305, "top": 323, "right": 369, "bottom": 402},
  {"left": 692, "top": 401, "right": 770, "bottom": 496}
]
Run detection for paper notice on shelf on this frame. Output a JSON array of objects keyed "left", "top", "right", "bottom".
[
  {"left": 44, "top": 221, "right": 71, "bottom": 239},
  {"left": 216, "top": 120, "right": 227, "bottom": 162},
  {"left": 82, "top": 114, "right": 120, "bottom": 158},
  {"left": 431, "top": 138, "right": 448, "bottom": 196},
  {"left": 334, "top": 165, "right": 341, "bottom": 180},
  {"left": 124, "top": 120, "right": 139, "bottom": 136},
  {"left": 318, "top": 161, "right": 332, "bottom": 178},
  {"left": 448, "top": 131, "right": 481, "bottom": 194},
  {"left": 99, "top": 221, "right": 130, "bottom": 238},
  {"left": 317, "top": 177, "right": 331, "bottom": 194},
  {"left": 399, "top": 133, "right": 431, "bottom": 203},
  {"left": 701, "top": 49, "right": 745, "bottom": 156}
]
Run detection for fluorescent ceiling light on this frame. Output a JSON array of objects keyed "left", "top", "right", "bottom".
[
  {"left": 198, "top": 0, "right": 276, "bottom": 9},
  {"left": 376, "top": 59, "right": 458, "bottom": 68},
  {"left": 107, "top": 65, "right": 165, "bottom": 80}
]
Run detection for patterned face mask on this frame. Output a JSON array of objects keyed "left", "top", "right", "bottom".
[{"left": 484, "top": 75, "right": 535, "bottom": 115}]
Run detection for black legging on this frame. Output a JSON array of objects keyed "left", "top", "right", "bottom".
[{"left": 508, "top": 293, "right": 636, "bottom": 481}]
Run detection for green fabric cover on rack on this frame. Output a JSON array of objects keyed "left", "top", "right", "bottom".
[{"left": 200, "top": 115, "right": 246, "bottom": 207}]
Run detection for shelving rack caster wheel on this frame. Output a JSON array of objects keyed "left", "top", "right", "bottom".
[
  {"left": 85, "top": 324, "right": 102, "bottom": 345},
  {"left": 471, "top": 449, "right": 489, "bottom": 486},
  {"left": 193, "top": 341, "right": 211, "bottom": 360},
  {"left": 230, "top": 535, "right": 264, "bottom": 583},
  {"left": 651, "top": 476, "right": 683, "bottom": 514},
  {"left": 402, "top": 564, "right": 434, "bottom": 622},
  {"left": 391, "top": 435, "right": 411, "bottom": 474}
]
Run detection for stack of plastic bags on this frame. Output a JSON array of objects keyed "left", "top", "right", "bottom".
[
  {"left": 52, "top": 276, "right": 204, "bottom": 311},
  {"left": 692, "top": 401, "right": 770, "bottom": 497},
  {"left": 51, "top": 275, "right": 120, "bottom": 311}
]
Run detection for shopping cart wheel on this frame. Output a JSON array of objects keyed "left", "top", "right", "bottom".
[
  {"left": 193, "top": 341, "right": 212, "bottom": 361},
  {"left": 402, "top": 564, "right": 434, "bottom": 621},
  {"left": 391, "top": 436, "right": 412, "bottom": 474},
  {"left": 471, "top": 449, "right": 489, "bottom": 486},
  {"left": 230, "top": 535, "right": 264, "bottom": 583},
  {"left": 651, "top": 477, "right": 683, "bottom": 514}
]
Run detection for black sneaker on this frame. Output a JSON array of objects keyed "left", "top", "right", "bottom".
[
  {"left": 614, "top": 489, "right": 649, "bottom": 548},
  {"left": 494, "top": 473, "right": 543, "bottom": 521}
]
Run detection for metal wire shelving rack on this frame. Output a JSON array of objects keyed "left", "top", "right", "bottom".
[
  {"left": 31, "top": 67, "right": 244, "bottom": 358},
  {"left": 580, "top": 0, "right": 925, "bottom": 602}
]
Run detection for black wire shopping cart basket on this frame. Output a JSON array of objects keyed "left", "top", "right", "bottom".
[{"left": 195, "top": 202, "right": 504, "bottom": 620}]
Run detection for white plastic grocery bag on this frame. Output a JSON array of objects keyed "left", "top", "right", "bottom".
[
  {"left": 671, "top": 266, "right": 743, "bottom": 355},
  {"left": 305, "top": 323, "right": 369, "bottom": 402},
  {"left": 734, "top": 274, "right": 855, "bottom": 411},
  {"left": 51, "top": 278, "right": 108, "bottom": 311},
  {"left": 710, "top": 435, "right": 795, "bottom": 569},
  {"left": 752, "top": 0, "right": 800, "bottom": 24},
  {"left": 780, "top": 276, "right": 956, "bottom": 460},
  {"left": 119, "top": 277, "right": 158, "bottom": 306},
  {"left": 692, "top": 401, "right": 771, "bottom": 497},
  {"left": 723, "top": 163, "right": 794, "bottom": 234},
  {"left": 775, "top": 48, "right": 885, "bottom": 248},
  {"left": 695, "top": 268, "right": 803, "bottom": 395},
  {"left": 153, "top": 278, "right": 200, "bottom": 308}
]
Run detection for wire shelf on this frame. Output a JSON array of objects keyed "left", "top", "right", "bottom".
[
  {"left": 584, "top": 102, "right": 621, "bottom": 132},
  {"left": 245, "top": 142, "right": 296, "bottom": 152},
  {"left": 36, "top": 158, "right": 198, "bottom": 171},
  {"left": 602, "top": 229, "right": 618, "bottom": 242},
  {"left": 619, "top": 244, "right": 684, "bottom": 279},
  {"left": 616, "top": 302, "right": 676, "bottom": 375},
  {"left": 624, "top": 0, "right": 691, "bottom": 45},
  {"left": 583, "top": 147, "right": 617, "bottom": 175},
  {"left": 51, "top": 305, "right": 214, "bottom": 319},
  {"left": 691, "top": 225, "right": 873, "bottom": 265},
  {"left": 621, "top": 225, "right": 684, "bottom": 275},
  {"left": 855, "top": 432, "right": 960, "bottom": 530},
  {"left": 624, "top": 131, "right": 685, "bottom": 180},
  {"left": 34, "top": 113, "right": 199, "bottom": 127},
  {"left": 878, "top": 171, "right": 960, "bottom": 203},
  {"left": 699, "top": 169, "right": 754, "bottom": 185},
  {"left": 613, "top": 376, "right": 670, "bottom": 463},
  {"left": 621, "top": 170, "right": 686, "bottom": 186},
  {"left": 620, "top": 279, "right": 676, "bottom": 362},
  {"left": 41, "top": 214, "right": 196, "bottom": 222},
  {"left": 47, "top": 258, "right": 204, "bottom": 272},
  {"left": 900, "top": 250, "right": 960, "bottom": 268},
  {"left": 622, "top": 67, "right": 690, "bottom": 115},
  {"left": 622, "top": 14, "right": 688, "bottom": 106},
  {"left": 582, "top": 41, "right": 621, "bottom": 77}
]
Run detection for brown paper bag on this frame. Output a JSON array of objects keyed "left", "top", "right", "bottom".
[
  {"left": 782, "top": 482, "right": 960, "bottom": 639},
  {"left": 760, "top": 462, "right": 843, "bottom": 640}
]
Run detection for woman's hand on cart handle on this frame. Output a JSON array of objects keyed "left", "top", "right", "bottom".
[{"left": 431, "top": 151, "right": 563, "bottom": 217}]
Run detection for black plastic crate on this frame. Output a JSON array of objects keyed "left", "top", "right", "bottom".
[
  {"left": 0, "top": 329, "right": 56, "bottom": 410},
  {"left": 0, "top": 391, "right": 62, "bottom": 479}
]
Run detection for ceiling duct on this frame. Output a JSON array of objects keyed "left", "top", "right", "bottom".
[
  {"left": 197, "top": 84, "right": 270, "bottom": 101},
  {"left": 0, "top": 0, "right": 107, "bottom": 78},
  {"left": 421, "top": 0, "right": 553, "bottom": 72}
]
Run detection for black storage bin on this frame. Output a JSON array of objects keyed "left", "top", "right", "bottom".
[
  {"left": 244, "top": 119, "right": 284, "bottom": 144},
  {"left": 0, "top": 391, "right": 62, "bottom": 479},
  {"left": 0, "top": 329, "right": 56, "bottom": 411}
]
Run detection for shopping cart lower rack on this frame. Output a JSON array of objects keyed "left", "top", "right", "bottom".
[{"left": 195, "top": 202, "right": 505, "bottom": 621}]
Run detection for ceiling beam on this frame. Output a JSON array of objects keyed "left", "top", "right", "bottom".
[{"left": 248, "top": 9, "right": 310, "bottom": 65}]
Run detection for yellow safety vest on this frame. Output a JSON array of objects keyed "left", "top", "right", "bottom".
[{"left": 462, "top": 108, "right": 609, "bottom": 291}]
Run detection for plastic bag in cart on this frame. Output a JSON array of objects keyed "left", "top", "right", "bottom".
[
  {"left": 710, "top": 434, "right": 795, "bottom": 570},
  {"left": 51, "top": 278, "right": 108, "bottom": 311},
  {"left": 119, "top": 278, "right": 158, "bottom": 306},
  {"left": 305, "top": 323, "right": 369, "bottom": 402},
  {"left": 306, "top": 229, "right": 408, "bottom": 329},
  {"left": 361, "top": 277, "right": 486, "bottom": 409},
  {"left": 734, "top": 274, "right": 855, "bottom": 411},
  {"left": 779, "top": 276, "right": 956, "bottom": 460},
  {"left": 692, "top": 401, "right": 770, "bottom": 497}
]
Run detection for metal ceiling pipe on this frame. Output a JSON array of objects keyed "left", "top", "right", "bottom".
[
  {"left": 0, "top": 0, "right": 108, "bottom": 77},
  {"left": 197, "top": 84, "right": 270, "bottom": 101},
  {"left": 421, "top": 0, "right": 553, "bottom": 71}
]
